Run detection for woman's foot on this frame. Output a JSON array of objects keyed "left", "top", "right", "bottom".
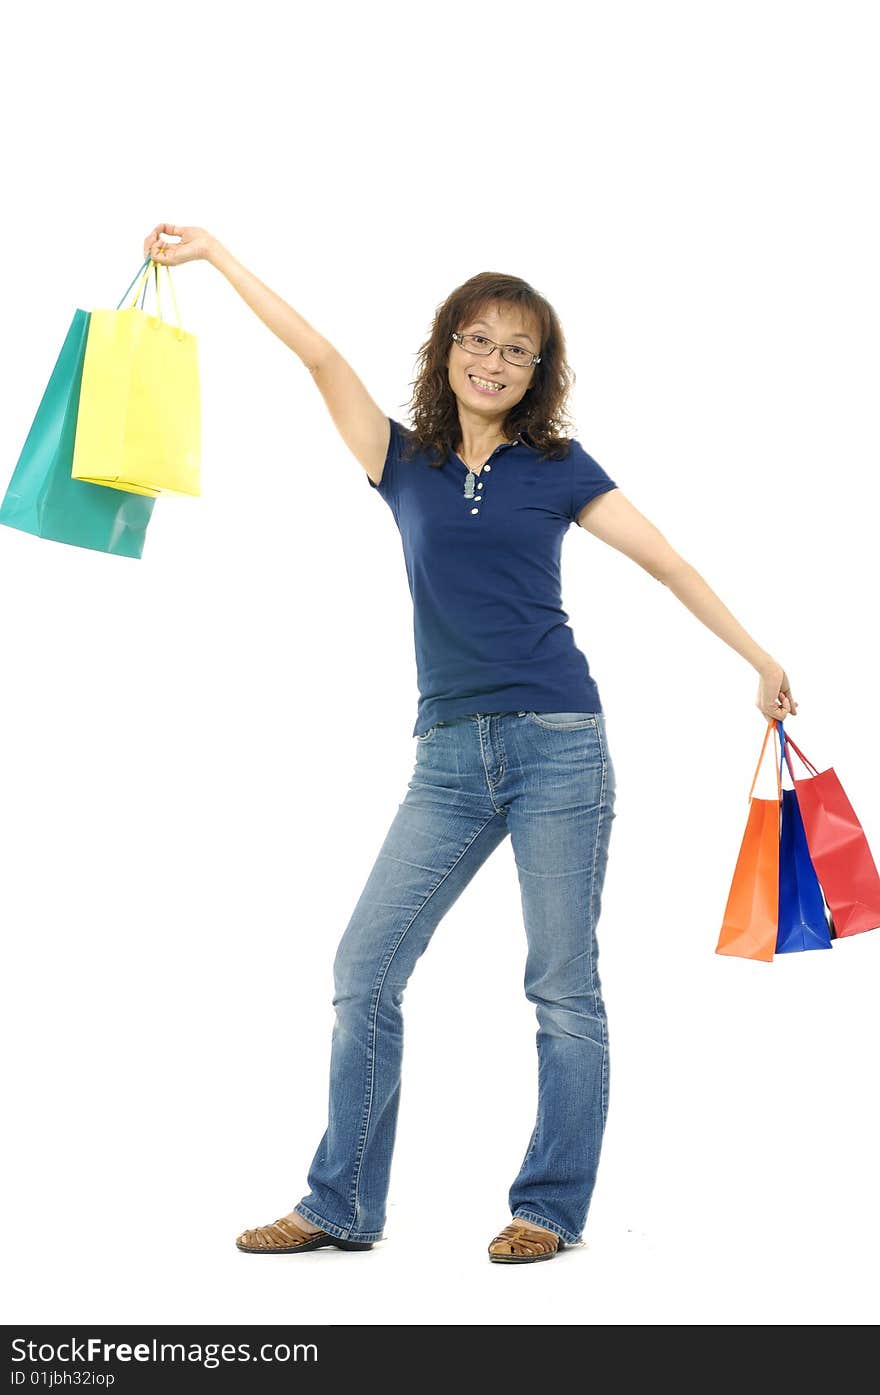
[
  {"left": 235, "top": 1208, "right": 374, "bottom": 1254},
  {"left": 488, "top": 1218, "right": 564, "bottom": 1263}
]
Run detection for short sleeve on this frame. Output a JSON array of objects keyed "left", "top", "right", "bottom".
[
  {"left": 568, "top": 438, "right": 617, "bottom": 522},
  {"left": 367, "top": 416, "right": 404, "bottom": 511}
]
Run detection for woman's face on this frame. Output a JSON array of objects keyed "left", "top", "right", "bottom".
[{"left": 446, "top": 302, "right": 540, "bottom": 425}]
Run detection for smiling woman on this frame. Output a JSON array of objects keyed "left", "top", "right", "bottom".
[
  {"left": 142, "top": 225, "right": 797, "bottom": 1266},
  {"left": 407, "top": 271, "right": 574, "bottom": 468}
]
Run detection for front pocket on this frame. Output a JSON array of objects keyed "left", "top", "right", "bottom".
[
  {"left": 416, "top": 726, "right": 438, "bottom": 741},
  {"left": 529, "top": 712, "right": 598, "bottom": 731}
]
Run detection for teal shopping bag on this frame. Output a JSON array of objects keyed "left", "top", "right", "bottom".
[{"left": 0, "top": 306, "right": 156, "bottom": 558}]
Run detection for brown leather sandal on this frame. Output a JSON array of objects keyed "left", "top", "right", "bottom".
[
  {"left": 488, "top": 1221, "right": 565, "bottom": 1263},
  {"left": 236, "top": 1216, "right": 374, "bottom": 1254}
]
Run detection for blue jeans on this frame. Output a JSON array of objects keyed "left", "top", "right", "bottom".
[{"left": 294, "top": 710, "right": 617, "bottom": 1247}]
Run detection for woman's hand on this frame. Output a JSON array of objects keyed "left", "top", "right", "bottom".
[
  {"left": 756, "top": 662, "right": 798, "bottom": 722},
  {"left": 142, "top": 223, "right": 215, "bottom": 266}
]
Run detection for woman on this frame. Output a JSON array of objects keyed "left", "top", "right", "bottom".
[{"left": 143, "top": 223, "right": 798, "bottom": 1264}]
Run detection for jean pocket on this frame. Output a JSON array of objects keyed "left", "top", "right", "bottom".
[
  {"left": 528, "top": 712, "right": 599, "bottom": 731},
  {"left": 416, "top": 726, "right": 439, "bottom": 742}
]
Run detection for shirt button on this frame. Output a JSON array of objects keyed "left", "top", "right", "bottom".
[
  {"left": 470, "top": 507, "right": 479, "bottom": 515},
  {"left": 477, "top": 482, "right": 483, "bottom": 489},
  {"left": 484, "top": 464, "right": 491, "bottom": 471}
]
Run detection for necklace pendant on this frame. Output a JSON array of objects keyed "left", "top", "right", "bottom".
[{"left": 464, "top": 471, "right": 476, "bottom": 499}]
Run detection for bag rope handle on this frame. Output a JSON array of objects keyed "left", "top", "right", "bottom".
[
  {"left": 777, "top": 727, "right": 820, "bottom": 780},
  {"left": 115, "top": 256, "right": 184, "bottom": 341},
  {"left": 747, "top": 719, "right": 783, "bottom": 805}
]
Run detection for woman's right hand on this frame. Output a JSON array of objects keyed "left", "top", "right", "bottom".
[{"left": 142, "top": 223, "right": 215, "bottom": 266}]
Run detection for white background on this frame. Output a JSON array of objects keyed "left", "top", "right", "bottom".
[{"left": 1, "top": 0, "right": 878, "bottom": 1328}]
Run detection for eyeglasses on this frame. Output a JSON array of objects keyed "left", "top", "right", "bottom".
[{"left": 451, "top": 331, "right": 541, "bottom": 368}]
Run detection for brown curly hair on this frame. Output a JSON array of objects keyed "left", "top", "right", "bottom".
[{"left": 401, "top": 271, "right": 576, "bottom": 469}]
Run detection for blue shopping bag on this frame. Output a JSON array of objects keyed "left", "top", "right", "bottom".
[
  {"left": 0, "top": 288, "right": 156, "bottom": 558},
  {"left": 776, "top": 724, "right": 834, "bottom": 953}
]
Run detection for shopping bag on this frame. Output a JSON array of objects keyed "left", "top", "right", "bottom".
[
  {"left": 781, "top": 729, "right": 880, "bottom": 939},
  {"left": 0, "top": 308, "right": 155, "bottom": 558},
  {"left": 71, "top": 258, "right": 200, "bottom": 498},
  {"left": 776, "top": 727, "right": 833, "bottom": 953},
  {"left": 715, "top": 720, "right": 781, "bottom": 962}
]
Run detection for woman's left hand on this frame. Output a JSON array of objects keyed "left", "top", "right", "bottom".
[{"left": 757, "top": 663, "right": 798, "bottom": 722}]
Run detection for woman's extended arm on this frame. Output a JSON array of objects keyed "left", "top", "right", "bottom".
[
  {"left": 206, "top": 239, "right": 332, "bottom": 370},
  {"left": 660, "top": 560, "right": 798, "bottom": 721},
  {"left": 142, "top": 223, "right": 390, "bottom": 483},
  {"left": 576, "top": 487, "right": 799, "bottom": 722}
]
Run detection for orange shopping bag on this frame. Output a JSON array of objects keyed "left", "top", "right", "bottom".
[{"left": 715, "top": 721, "right": 782, "bottom": 962}]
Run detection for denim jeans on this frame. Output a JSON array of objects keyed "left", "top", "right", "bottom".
[{"left": 293, "top": 710, "right": 617, "bottom": 1247}]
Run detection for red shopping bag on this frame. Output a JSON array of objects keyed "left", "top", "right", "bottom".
[
  {"left": 716, "top": 721, "right": 781, "bottom": 962},
  {"left": 781, "top": 732, "right": 880, "bottom": 938}
]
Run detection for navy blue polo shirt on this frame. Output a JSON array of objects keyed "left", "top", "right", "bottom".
[{"left": 368, "top": 418, "right": 618, "bottom": 737}]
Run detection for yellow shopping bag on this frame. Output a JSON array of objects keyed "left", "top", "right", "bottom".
[{"left": 71, "top": 258, "right": 200, "bottom": 497}]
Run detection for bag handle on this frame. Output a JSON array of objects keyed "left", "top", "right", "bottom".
[
  {"left": 776, "top": 722, "right": 800, "bottom": 792},
  {"left": 747, "top": 719, "right": 783, "bottom": 805},
  {"left": 777, "top": 727, "right": 821, "bottom": 781},
  {"left": 115, "top": 257, "right": 184, "bottom": 341},
  {"left": 116, "top": 258, "right": 150, "bottom": 310},
  {"left": 116, "top": 262, "right": 152, "bottom": 312}
]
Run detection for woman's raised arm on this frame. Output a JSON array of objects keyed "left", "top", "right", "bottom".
[{"left": 143, "top": 223, "right": 390, "bottom": 484}]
